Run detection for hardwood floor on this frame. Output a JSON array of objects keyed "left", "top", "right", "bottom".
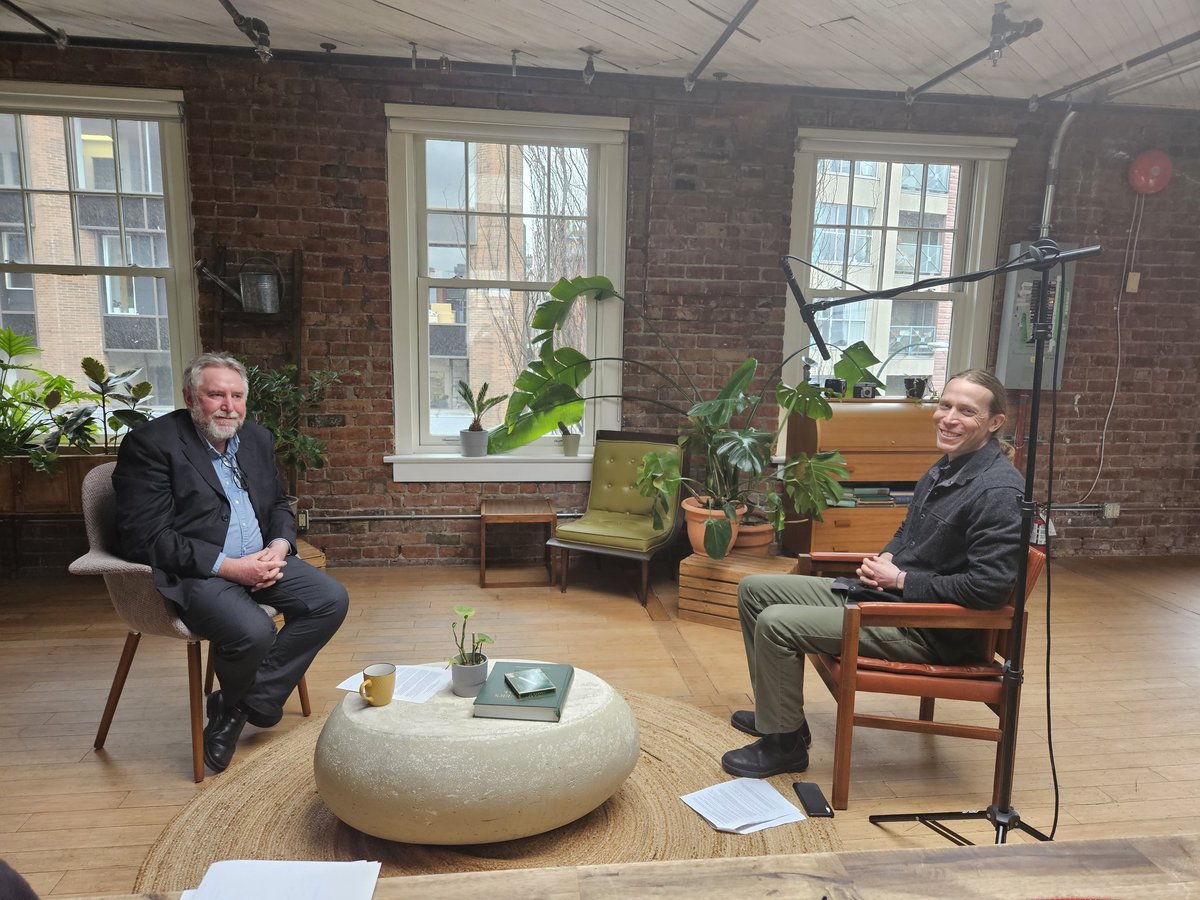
[{"left": 2, "top": 554, "right": 1199, "bottom": 897}]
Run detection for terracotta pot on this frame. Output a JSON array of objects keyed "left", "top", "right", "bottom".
[
  {"left": 681, "top": 496, "right": 746, "bottom": 558},
  {"left": 732, "top": 521, "right": 776, "bottom": 555}
]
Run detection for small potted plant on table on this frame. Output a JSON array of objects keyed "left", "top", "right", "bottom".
[{"left": 448, "top": 604, "right": 493, "bottom": 697}]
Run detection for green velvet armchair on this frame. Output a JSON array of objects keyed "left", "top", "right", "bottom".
[{"left": 546, "top": 431, "right": 685, "bottom": 606}]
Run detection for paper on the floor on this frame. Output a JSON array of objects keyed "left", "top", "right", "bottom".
[
  {"left": 336, "top": 664, "right": 451, "bottom": 702},
  {"left": 680, "top": 777, "right": 806, "bottom": 833},
  {"left": 190, "top": 859, "right": 381, "bottom": 899}
]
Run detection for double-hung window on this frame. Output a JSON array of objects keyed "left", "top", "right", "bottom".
[
  {"left": 386, "top": 106, "right": 628, "bottom": 480},
  {"left": 785, "top": 130, "right": 1014, "bottom": 397},
  {"left": 0, "top": 81, "right": 197, "bottom": 406}
]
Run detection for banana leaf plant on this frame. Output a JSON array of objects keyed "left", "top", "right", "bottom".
[{"left": 491, "top": 275, "right": 849, "bottom": 559}]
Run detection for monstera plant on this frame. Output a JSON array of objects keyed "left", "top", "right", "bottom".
[{"left": 490, "top": 276, "right": 849, "bottom": 558}]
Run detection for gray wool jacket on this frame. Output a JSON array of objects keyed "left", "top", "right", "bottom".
[{"left": 883, "top": 439, "right": 1024, "bottom": 662}]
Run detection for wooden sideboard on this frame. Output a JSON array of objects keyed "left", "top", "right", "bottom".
[{"left": 782, "top": 399, "right": 940, "bottom": 559}]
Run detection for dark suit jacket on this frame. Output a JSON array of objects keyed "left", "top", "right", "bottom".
[{"left": 113, "top": 409, "right": 296, "bottom": 606}]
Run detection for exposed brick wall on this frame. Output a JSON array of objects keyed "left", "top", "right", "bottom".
[{"left": 3, "top": 43, "right": 1198, "bottom": 574}]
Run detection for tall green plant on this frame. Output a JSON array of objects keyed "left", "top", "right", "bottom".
[
  {"left": 0, "top": 328, "right": 97, "bottom": 473},
  {"left": 243, "top": 361, "right": 342, "bottom": 477},
  {"left": 80, "top": 357, "right": 154, "bottom": 452},
  {"left": 492, "top": 276, "right": 849, "bottom": 559}
]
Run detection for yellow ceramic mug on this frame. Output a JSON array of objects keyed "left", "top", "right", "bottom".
[{"left": 359, "top": 663, "right": 396, "bottom": 707}]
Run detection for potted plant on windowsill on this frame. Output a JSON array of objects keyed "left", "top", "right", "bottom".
[
  {"left": 456, "top": 380, "right": 507, "bottom": 458},
  {"left": 489, "top": 276, "right": 849, "bottom": 560},
  {"left": 448, "top": 604, "right": 494, "bottom": 697}
]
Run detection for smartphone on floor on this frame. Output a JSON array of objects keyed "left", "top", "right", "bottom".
[{"left": 793, "top": 781, "right": 834, "bottom": 817}]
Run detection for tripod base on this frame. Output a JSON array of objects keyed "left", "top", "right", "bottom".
[{"left": 870, "top": 804, "right": 1052, "bottom": 846}]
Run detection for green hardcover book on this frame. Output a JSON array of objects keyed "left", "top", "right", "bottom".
[{"left": 472, "top": 661, "right": 575, "bottom": 722}]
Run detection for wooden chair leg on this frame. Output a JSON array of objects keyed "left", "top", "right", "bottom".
[
  {"left": 95, "top": 631, "right": 140, "bottom": 751},
  {"left": 204, "top": 642, "right": 215, "bottom": 695},
  {"left": 297, "top": 676, "right": 312, "bottom": 717},
  {"left": 919, "top": 696, "right": 935, "bottom": 720},
  {"left": 187, "top": 639, "right": 205, "bottom": 783},
  {"left": 559, "top": 548, "right": 569, "bottom": 594},
  {"left": 638, "top": 560, "right": 649, "bottom": 607},
  {"left": 831, "top": 669, "right": 857, "bottom": 811}
]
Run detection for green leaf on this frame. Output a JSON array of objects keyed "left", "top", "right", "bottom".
[
  {"left": 453, "top": 604, "right": 475, "bottom": 620},
  {"left": 687, "top": 357, "right": 757, "bottom": 427},
  {"left": 777, "top": 381, "right": 833, "bottom": 421},
  {"left": 80, "top": 357, "right": 108, "bottom": 385},
  {"left": 0, "top": 326, "right": 41, "bottom": 361},
  {"left": 833, "top": 340, "right": 884, "bottom": 391},
  {"left": 703, "top": 516, "right": 733, "bottom": 560}
]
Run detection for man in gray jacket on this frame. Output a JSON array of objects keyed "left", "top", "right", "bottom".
[{"left": 722, "top": 369, "right": 1023, "bottom": 778}]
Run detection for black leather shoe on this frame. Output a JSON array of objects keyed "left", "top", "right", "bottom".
[
  {"left": 721, "top": 731, "right": 810, "bottom": 778},
  {"left": 207, "top": 690, "right": 280, "bottom": 729},
  {"left": 731, "top": 710, "right": 812, "bottom": 748},
  {"left": 242, "top": 704, "right": 282, "bottom": 729},
  {"left": 204, "top": 690, "right": 224, "bottom": 741},
  {"left": 203, "top": 704, "right": 249, "bottom": 773}
]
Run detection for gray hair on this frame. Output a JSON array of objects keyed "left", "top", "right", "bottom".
[{"left": 182, "top": 352, "right": 249, "bottom": 397}]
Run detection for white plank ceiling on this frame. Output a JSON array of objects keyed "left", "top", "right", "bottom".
[{"left": 4, "top": 1, "right": 1200, "bottom": 110}]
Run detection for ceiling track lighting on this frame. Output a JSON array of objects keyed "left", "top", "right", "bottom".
[
  {"left": 216, "top": 0, "right": 272, "bottom": 62},
  {"left": 511, "top": 49, "right": 520, "bottom": 77},
  {"left": 0, "top": 0, "right": 68, "bottom": 49},
  {"left": 410, "top": 41, "right": 418, "bottom": 68},
  {"left": 439, "top": 54, "right": 451, "bottom": 73}
]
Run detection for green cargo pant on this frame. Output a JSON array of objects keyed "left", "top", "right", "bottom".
[{"left": 737, "top": 573, "right": 940, "bottom": 735}]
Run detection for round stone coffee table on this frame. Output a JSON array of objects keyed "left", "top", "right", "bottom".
[{"left": 313, "top": 661, "right": 640, "bottom": 844}]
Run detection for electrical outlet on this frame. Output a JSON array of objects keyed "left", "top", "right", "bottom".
[
  {"left": 1126, "top": 272, "right": 1140, "bottom": 293},
  {"left": 296, "top": 509, "right": 310, "bottom": 531},
  {"left": 1102, "top": 502, "right": 1120, "bottom": 519}
]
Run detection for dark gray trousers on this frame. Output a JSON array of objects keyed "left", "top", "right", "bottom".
[{"left": 175, "top": 557, "right": 348, "bottom": 724}]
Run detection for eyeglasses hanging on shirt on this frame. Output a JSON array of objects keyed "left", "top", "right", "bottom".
[{"left": 219, "top": 453, "right": 249, "bottom": 493}]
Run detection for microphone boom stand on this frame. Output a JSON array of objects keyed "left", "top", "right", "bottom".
[{"left": 783, "top": 240, "right": 1099, "bottom": 845}]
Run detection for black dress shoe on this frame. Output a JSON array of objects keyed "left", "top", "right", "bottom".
[
  {"left": 203, "top": 704, "right": 249, "bottom": 773},
  {"left": 721, "top": 730, "right": 810, "bottom": 778},
  {"left": 207, "top": 690, "right": 280, "bottom": 729},
  {"left": 204, "top": 690, "right": 224, "bottom": 741},
  {"left": 731, "top": 710, "right": 812, "bottom": 748}
]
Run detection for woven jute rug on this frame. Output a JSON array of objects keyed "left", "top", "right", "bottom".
[{"left": 136, "top": 691, "right": 841, "bottom": 892}]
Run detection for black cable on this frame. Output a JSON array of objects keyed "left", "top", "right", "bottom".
[{"left": 1040, "top": 259, "right": 1067, "bottom": 840}]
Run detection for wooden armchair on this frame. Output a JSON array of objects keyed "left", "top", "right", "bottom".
[{"left": 809, "top": 546, "right": 1046, "bottom": 810}]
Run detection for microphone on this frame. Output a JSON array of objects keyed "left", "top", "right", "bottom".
[
  {"left": 1019, "top": 240, "right": 1103, "bottom": 270},
  {"left": 781, "top": 257, "right": 830, "bottom": 361}
]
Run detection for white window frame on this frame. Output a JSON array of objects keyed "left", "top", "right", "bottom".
[
  {"left": 385, "top": 105, "right": 629, "bottom": 482},
  {"left": 0, "top": 80, "right": 199, "bottom": 406},
  {"left": 783, "top": 129, "right": 1014, "bottom": 387}
]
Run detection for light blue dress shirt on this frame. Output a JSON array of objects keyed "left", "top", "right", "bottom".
[{"left": 203, "top": 431, "right": 266, "bottom": 575}]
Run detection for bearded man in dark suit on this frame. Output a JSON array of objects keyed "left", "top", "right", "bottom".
[{"left": 113, "top": 352, "right": 348, "bottom": 773}]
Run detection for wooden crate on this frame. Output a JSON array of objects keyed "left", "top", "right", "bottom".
[{"left": 677, "top": 552, "right": 800, "bottom": 630}]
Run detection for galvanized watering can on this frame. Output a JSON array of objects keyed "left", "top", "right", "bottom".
[{"left": 194, "top": 256, "right": 284, "bottom": 314}]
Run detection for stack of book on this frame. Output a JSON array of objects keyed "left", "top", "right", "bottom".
[
  {"left": 851, "top": 486, "right": 895, "bottom": 507},
  {"left": 472, "top": 662, "right": 575, "bottom": 722}
]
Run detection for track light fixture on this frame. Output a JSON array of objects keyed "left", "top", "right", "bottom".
[
  {"left": 0, "top": 0, "right": 68, "bottom": 49},
  {"left": 581, "top": 48, "right": 599, "bottom": 85},
  {"left": 512, "top": 49, "right": 520, "bottom": 77},
  {"left": 410, "top": 41, "right": 418, "bottom": 68},
  {"left": 216, "top": 0, "right": 271, "bottom": 62}
]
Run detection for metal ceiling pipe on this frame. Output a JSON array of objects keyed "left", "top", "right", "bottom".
[
  {"left": 0, "top": 0, "right": 67, "bottom": 48},
  {"left": 1039, "top": 109, "right": 1077, "bottom": 238},
  {"left": 1030, "top": 27, "right": 1200, "bottom": 109},
  {"left": 216, "top": 0, "right": 272, "bottom": 62},
  {"left": 905, "top": 5, "right": 1042, "bottom": 105},
  {"left": 1104, "top": 55, "right": 1200, "bottom": 100},
  {"left": 683, "top": 0, "right": 760, "bottom": 92}
]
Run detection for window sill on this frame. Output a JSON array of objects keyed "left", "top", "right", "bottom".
[{"left": 387, "top": 453, "right": 594, "bottom": 483}]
